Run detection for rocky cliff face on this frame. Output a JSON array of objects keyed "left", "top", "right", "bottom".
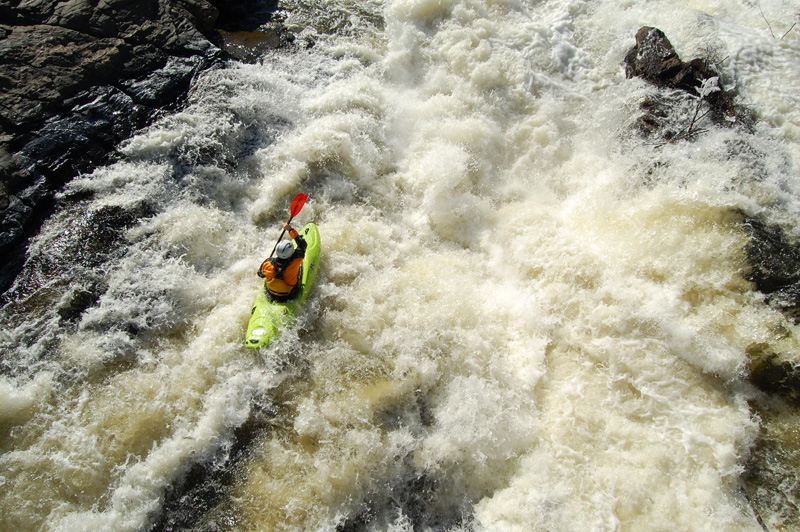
[{"left": 0, "top": 0, "right": 252, "bottom": 290}]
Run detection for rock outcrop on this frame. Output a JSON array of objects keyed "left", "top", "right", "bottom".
[
  {"left": 624, "top": 26, "right": 746, "bottom": 139},
  {"left": 743, "top": 217, "right": 800, "bottom": 402},
  {"left": 625, "top": 29, "right": 800, "bottom": 409},
  {"left": 0, "top": 0, "right": 286, "bottom": 292},
  {"left": 742, "top": 217, "right": 800, "bottom": 528},
  {"left": 744, "top": 217, "right": 800, "bottom": 323}
]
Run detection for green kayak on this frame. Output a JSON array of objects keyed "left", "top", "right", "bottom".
[{"left": 245, "top": 223, "right": 321, "bottom": 349}]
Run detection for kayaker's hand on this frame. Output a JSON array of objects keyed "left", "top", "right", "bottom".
[{"left": 284, "top": 223, "right": 293, "bottom": 232}]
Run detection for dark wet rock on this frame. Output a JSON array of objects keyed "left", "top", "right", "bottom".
[
  {"left": 214, "top": 0, "right": 279, "bottom": 31},
  {"left": 748, "top": 347, "right": 800, "bottom": 406},
  {"left": 218, "top": 27, "right": 295, "bottom": 62},
  {"left": 739, "top": 218, "right": 800, "bottom": 531},
  {"left": 624, "top": 27, "right": 684, "bottom": 86},
  {"left": 742, "top": 215, "right": 800, "bottom": 406},
  {"left": 743, "top": 217, "right": 800, "bottom": 323},
  {"left": 150, "top": 395, "right": 279, "bottom": 532},
  {"left": 1, "top": 1, "right": 223, "bottom": 131},
  {"left": 0, "top": 0, "right": 232, "bottom": 293},
  {"left": 742, "top": 221, "right": 800, "bottom": 528},
  {"left": 0, "top": 200, "right": 151, "bottom": 382},
  {"left": 624, "top": 27, "right": 748, "bottom": 139},
  {"left": 0, "top": 0, "right": 292, "bottom": 296},
  {"left": 1, "top": 203, "right": 145, "bottom": 316},
  {"left": 211, "top": 0, "right": 295, "bottom": 62},
  {"left": 743, "top": 405, "right": 800, "bottom": 531},
  {"left": 334, "top": 472, "right": 471, "bottom": 532},
  {"left": 633, "top": 92, "right": 690, "bottom": 141}
]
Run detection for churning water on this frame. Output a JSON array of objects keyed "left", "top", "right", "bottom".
[{"left": 2, "top": 0, "right": 800, "bottom": 530}]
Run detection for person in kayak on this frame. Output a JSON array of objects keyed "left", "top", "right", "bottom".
[{"left": 258, "top": 223, "right": 307, "bottom": 301}]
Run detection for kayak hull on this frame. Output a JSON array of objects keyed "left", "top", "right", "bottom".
[{"left": 245, "top": 223, "right": 320, "bottom": 349}]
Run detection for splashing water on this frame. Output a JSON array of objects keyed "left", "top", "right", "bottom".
[{"left": 2, "top": 0, "right": 800, "bottom": 531}]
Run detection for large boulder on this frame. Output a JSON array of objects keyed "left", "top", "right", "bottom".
[
  {"left": 0, "top": 0, "right": 227, "bottom": 292},
  {"left": 624, "top": 26, "right": 742, "bottom": 138},
  {"left": 624, "top": 26, "right": 685, "bottom": 86}
]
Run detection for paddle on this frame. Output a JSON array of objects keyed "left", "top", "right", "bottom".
[{"left": 269, "top": 193, "right": 308, "bottom": 258}]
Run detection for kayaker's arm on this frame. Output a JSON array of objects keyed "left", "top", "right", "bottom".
[
  {"left": 258, "top": 259, "right": 275, "bottom": 279},
  {"left": 258, "top": 224, "right": 306, "bottom": 277},
  {"left": 285, "top": 224, "right": 307, "bottom": 256}
]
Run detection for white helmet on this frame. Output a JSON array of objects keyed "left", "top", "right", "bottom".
[{"left": 276, "top": 241, "right": 294, "bottom": 259}]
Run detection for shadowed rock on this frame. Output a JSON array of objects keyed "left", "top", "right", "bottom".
[
  {"left": 742, "top": 216, "right": 800, "bottom": 405},
  {"left": 624, "top": 26, "right": 745, "bottom": 139},
  {"left": 743, "top": 217, "right": 800, "bottom": 323},
  {"left": 0, "top": 0, "right": 230, "bottom": 290},
  {"left": 0, "top": 0, "right": 293, "bottom": 294}
]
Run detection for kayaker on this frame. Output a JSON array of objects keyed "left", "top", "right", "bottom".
[{"left": 258, "top": 223, "right": 307, "bottom": 301}]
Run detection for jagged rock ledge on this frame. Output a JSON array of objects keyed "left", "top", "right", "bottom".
[
  {"left": 0, "top": 0, "right": 285, "bottom": 293},
  {"left": 624, "top": 26, "right": 752, "bottom": 140}
]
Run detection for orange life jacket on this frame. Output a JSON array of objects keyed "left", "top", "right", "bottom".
[{"left": 262, "top": 257, "right": 304, "bottom": 297}]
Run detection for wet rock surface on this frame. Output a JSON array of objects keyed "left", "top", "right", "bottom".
[
  {"left": 741, "top": 216, "right": 800, "bottom": 529},
  {"left": 742, "top": 216, "right": 800, "bottom": 403},
  {"left": 150, "top": 408, "right": 270, "bottom": 532},
  {"left": 626, "top": 29, "right": 800, "bottom": 525},
  {"left": 744, "top": 407, "right": 800, "bottom": 531},
  {"left": 0, "top": 0, "right": 286, "bottom": 294},
  {"left": 0, "top": 0, "right": 216, "bottom": 291},
  {"left": 625, "top": 27, "right": 800, "bottom": 410},
  {"left": 744, "top": 218, "right": 800, "bottom": 324},
  {"left": 624, "top": 26, "right": 750, "bottom": 140}
]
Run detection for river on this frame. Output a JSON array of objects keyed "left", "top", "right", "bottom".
[{"left": 2, "top": 0, "right": 800, "bottom": 530}]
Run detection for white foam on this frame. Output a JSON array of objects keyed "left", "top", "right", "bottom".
[{"left": 3, "top": 0, "right": 800, "bottom": 529}]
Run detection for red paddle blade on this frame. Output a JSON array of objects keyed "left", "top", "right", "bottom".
[{"left": 290, "top": 193, "right": 308, "bottom": 218}]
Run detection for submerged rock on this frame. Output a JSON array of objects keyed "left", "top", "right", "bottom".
[
  {"left": 736, "top": 214, "right": 800, "bottom": 406},
  {"left": 743, "top": 411, "right": 800, "bottom": 531},
  {"left": 748, "top": 343, "right": 800, "bottom": 406},
  {"left": 741, "top": 216, "right": 800, "bottom": 528},
  {"left": 743, "top": 217, "right": 800, "bottom": 323},
  {"left": 211, "top": 0, "right": 294, "bottom": 62},
  {"left": 741, "top": 215, "right": 800, "bottom": 417},
  {"left": 218, "top": 27, "right": 295, "bottom": 62},
  {"left": 0, "top": 202, "right": 146, "bottom": 321}
]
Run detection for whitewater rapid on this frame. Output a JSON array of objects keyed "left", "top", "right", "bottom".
[{"left": 2, "top": 0, "right": 800, "bottom": 530}]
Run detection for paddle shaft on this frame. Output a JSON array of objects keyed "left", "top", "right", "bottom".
[{"left": 269, "top": 194, "right": 308, "bottom": 258}]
